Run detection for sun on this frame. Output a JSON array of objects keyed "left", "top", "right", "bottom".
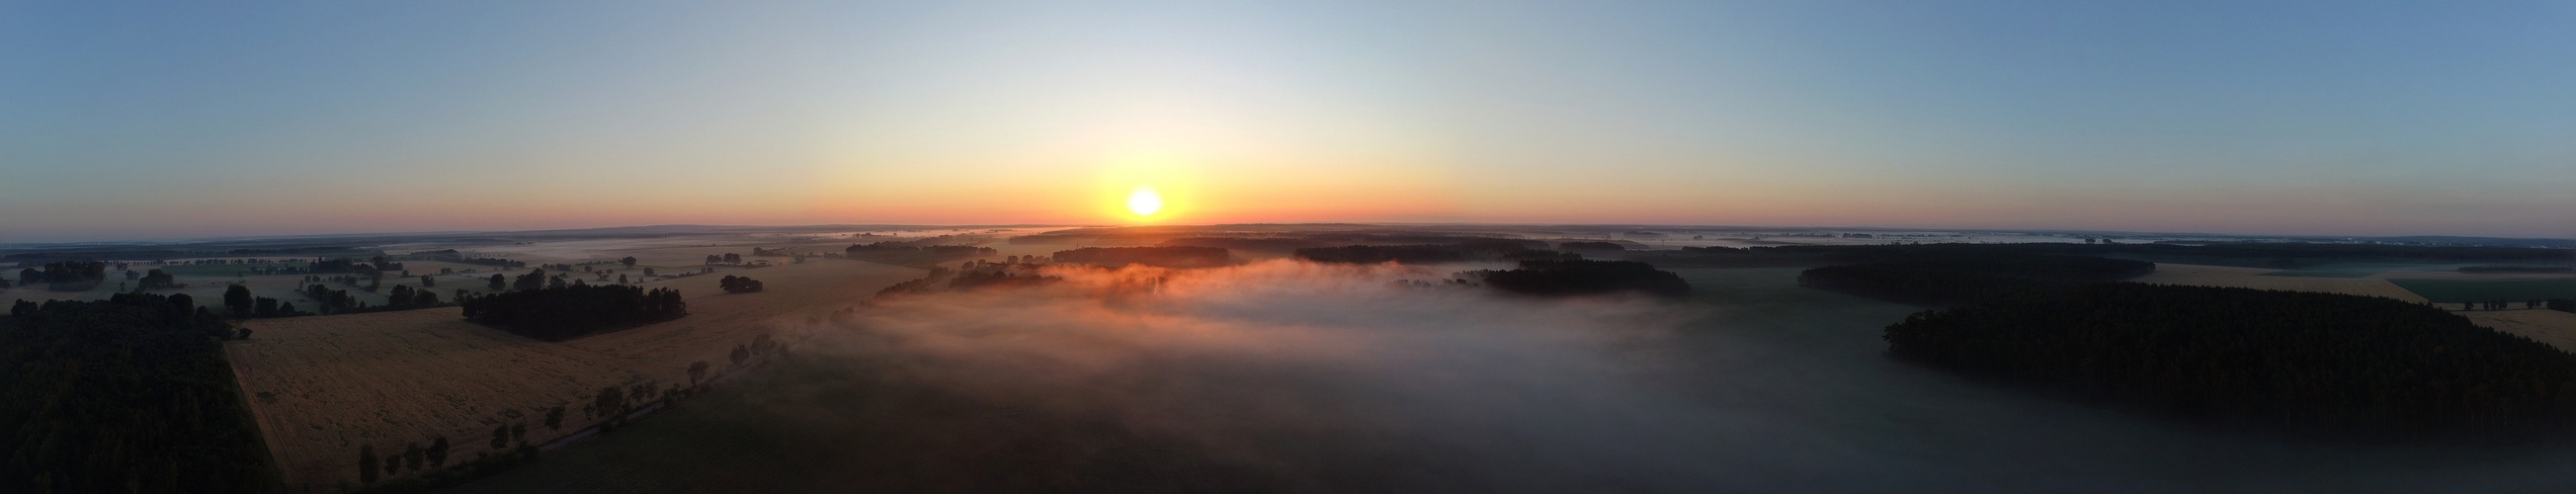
[{"left": 1126, "top": 186, "right": 1164, "bottom": 216}]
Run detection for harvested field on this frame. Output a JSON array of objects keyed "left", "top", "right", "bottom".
[
  {"left": 228, "top": 258, "right": 926, "bottom": 489},
  {"left": 2464, "top": 310, "right": 2576, "bottom": 354},
  {"left": 2130, "top": 264, "right": 2430, "bottom": 303},
  {"left": 2368, "top": 268, "right": 2576, "bottom": 281},
  {"left": 2386, "top": 279, "right": 2576, "bottom": 303}
]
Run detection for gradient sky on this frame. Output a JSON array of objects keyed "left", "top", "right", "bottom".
[{"left": 3, "top": 1, "right": 2570, "bottom": 242}]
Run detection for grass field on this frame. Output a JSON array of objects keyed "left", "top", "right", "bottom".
[
  {"left": 2386, "top": 279, "right": 2576, "bottom": 303},
  {"left": 228, "top": 258, "right": 927, "bottom": 490}
]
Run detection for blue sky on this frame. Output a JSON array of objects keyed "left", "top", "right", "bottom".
[{"left": 2, "top": 1, "right": 2569, "bottom": 241}]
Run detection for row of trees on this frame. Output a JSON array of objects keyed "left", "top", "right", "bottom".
[
  {"left": 0, "top": 292, "right": 279, "bottom": 492},
  {"left": 460, "top": 285, "right": 688, "bottom": 341},
  {"left": 1050, "top": 246, "right": 1230, "bottom": 269},
  {"left": 840, "top": 242, "right": 996, "bottom": 268},
  {"left": 1294, "top": 243, "right": 1579, "bottom": 265},
  {"left": 453, "top": 257, "right": 526, "bottom": 269},
  {"left": 1885, "top": 283, "right": 2576, "bottom": 441},
  {"left": 2463, "top": 299, "right": 2567, "bottom": 310},
  {"left": 851, "top": 243, "right": 998, "bottom": 257},
  {"left": 1796, "top": 256, "right": 2157, "bottom": 305},
  {"left": 948, "top": 270, "right": 1060, "bottom": 290},
  {"left": 349, "top": 436, "right": 536, "bottom": 492},
  {"left": 222, "top": 284, "right": 305, "bottom": 319},
  {"left": 306, "top": 284, "right": 362, "bottom": 311},
  {"left": 1633, "top": 241, "right": 2574, "bottom": 270},
  {"left": 1466, "top": 259, "right": 1691, "bottom": 296},
  {"left": 1557, "top": 241, "right": 1627, "bottom": 252},
  {"left": 18, "top": 261, "right": 108, "bottom": 290},
  {"left": 345, "top": 334, "right": 780, "bottom": 492}
]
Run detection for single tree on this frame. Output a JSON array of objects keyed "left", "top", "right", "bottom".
[
  {"left": 730, "top": 344, "right": 750, "bottom": 367},
  {"left": 514, "top": 269, "right": 548, "bottom": 291},
  {"left": 404, "top": 443, "right": 424, "bottom": 471},
  {"left": 622, "top": 256, "right": 638, "bottom": 268},
  {"left": 223, "top": 284, "right": 254, "bottom": 317},
  {"left": 706, "top": 255, "right": 721, "bottom": 265},
  {"left": 724, "top": 253, "right": 743, "bottom": 264},
  {"left": 421, "top": 275, "right": 436, "bottom": 288},
  {"left": 491, "top": 425, "right": 510, "bottom": 450},
  {"left": 594, "top": 385, "right": 625, "bottom": 420},
  {"left": 428, "top": 437, "right": 451, "bottom": 467},
  {"left": 544, "top": 406, "right": 565, "bottom": 430},
  {"left": 689, "top": 361, "right": 711, "bottom": 386},
  {"left": 359, "top": 445, "right": 379, "bottom": 485},
  {"left": 488, "top": 274, "right": 507, "bottom": 290},
  {"left": 511, "top": 423, "right": 527, "bottom": 444}
]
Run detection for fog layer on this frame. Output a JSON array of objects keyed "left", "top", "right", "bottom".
[
  {"left": 484, "top": 262, "right": 2576, "bottom": 493},
  {"left": 823, "top": 260, "right": 1713, "bottom": 492}
]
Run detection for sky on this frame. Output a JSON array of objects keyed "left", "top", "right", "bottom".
[{"left": 1, "top": 0, "right": 2570, "bottom": 242}]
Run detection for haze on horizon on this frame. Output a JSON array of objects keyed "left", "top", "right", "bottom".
[{"left": 3, "top": 1, "right": 2571, "bottom": 242}]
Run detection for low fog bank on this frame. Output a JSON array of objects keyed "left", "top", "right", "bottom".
[
  {"left": 686, "top": 261, "right": 2576, "bottom": 493},
  {"left": 813, "top": 260, "right": 1736, "bottom": 492}
]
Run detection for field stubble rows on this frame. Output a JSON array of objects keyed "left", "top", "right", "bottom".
[{"left": 227, "top": 258, "right": 927, "bottom": 488}]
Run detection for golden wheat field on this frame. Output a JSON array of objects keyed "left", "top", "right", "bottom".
[
  {"left": 2130, "top": 263, "right": 2432, "bottom": 303},
  {"left": 2463, "top": 310, "right": 2576, "bottom": 353},
  {"left": 227, "top": 258, "right": 928, "bottom": 488}
]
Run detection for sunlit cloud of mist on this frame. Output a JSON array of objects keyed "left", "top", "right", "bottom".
[{"left": 810, "top": 260, "right": 1784, "bottom": 491}]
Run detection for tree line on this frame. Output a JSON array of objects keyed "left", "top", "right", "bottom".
[
  {"left": 844, "top": 243, "right": 995, "bottom": 258},
  {"left": 948, "top": 270, "right": 1060, "bottom": 290},
  {"left": 17, "top": 261, "right": 108, "bottom": 291},
  {"left": 1051, "top": 246, "right": 1230, "bottom": 269},
  {"left": 1295, "top": 243, "right": 1579, "bottom": 265},
  {"left": 221, "top": 284, "right": 306, "bottom": 319},
  {"left": 460, "top": 285, "right": 688, "bottom": 341},
  {"left": 1465, "top": 259, "right": 1691, "bottom": 297},
  {"left": 1796, "top": 255, "right": 2156, "bottom": 305},
  {"left": 1884, "top": 283, "right": 2576, "bottom": 442},
  {"left": 0, "top": 292, "right": 279, "bottom": 492}
]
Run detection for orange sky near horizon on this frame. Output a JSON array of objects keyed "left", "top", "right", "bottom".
[{"left": 1, "top": 3, "right": 2569, "bottom": 242}]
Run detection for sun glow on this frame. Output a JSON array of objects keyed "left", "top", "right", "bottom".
[{"left": 1126, "top": 186, "right": 1164, "bottom": 216}]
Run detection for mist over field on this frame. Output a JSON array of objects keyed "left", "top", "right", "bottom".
[
  {"left": 577, "top": 261, "right": 2576, "bottom": 494},
  {"left": 812, "top": 260, "right": 1716, "bottom": 491}
]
